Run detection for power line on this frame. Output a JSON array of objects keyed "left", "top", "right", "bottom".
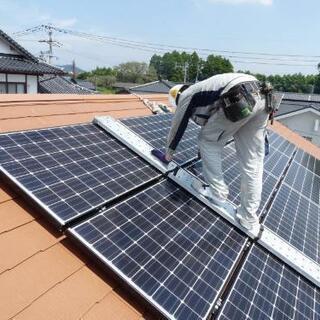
[
  {"left": 12, "top": 24, "right": 320, "bottom": 68},
  {"left": 42, "top": 25, "right": 320, "bottom": 59}
]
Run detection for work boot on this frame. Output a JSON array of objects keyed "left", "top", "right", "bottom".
[
  {"left": 236, "top": 212, "right": 260, "bottom": 231},
  {"left": 191, "top": 181, "right": 236, "bottom": 215}
]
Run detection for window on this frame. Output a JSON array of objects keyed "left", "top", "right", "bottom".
[
  {"left": 0, "top": 83, "right": 6, "bottom": 93},
  {"left": 0, "top": 82, "right": 26, "bottom": 94}
]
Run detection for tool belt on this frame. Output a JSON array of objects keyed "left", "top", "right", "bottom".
[{"left": 219, "top": 81, "right": 259, "bottom": 122}]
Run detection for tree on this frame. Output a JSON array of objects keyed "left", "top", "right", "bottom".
[
  {"left": 114, "top": 61, "right": 156, "bottom": 83},
  {"left": 200, "top": 55, "right": 233, "bottom": 80}
]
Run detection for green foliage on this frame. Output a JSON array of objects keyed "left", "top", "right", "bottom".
[
  {"left": 150, "top": 51, "right": 233, "bottom": 82},
  {"left": 238, "top": 71, "right": 317, "bottom": 93},
  {"left": 89, "top": 75, "right": 116, "bottom": 87},
  {"left": 77, "top": 53, "right": 320, "bottom": 95},
  {"left": 200, "top": 55, "right": 233, "bottom": 80},
  {"left": 114, "top": 61, "right": 157, "bottom": 83},
  {"left": 96, "top": 86, "right": 116, "bottom": 94}
]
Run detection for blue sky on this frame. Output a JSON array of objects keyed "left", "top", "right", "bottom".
[{"left": 0, "top": 0, "right": 319, "bottom": 75}]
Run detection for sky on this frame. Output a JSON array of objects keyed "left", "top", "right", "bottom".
[{"left": 0, "top": 0, "right": 319, "bottom": 75}]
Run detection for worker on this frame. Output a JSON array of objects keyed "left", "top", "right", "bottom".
[{"left": 152, "top": 73, "right": 274, "bottom": 230}]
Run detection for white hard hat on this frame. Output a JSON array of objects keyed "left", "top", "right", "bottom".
[{"left": 168, "top": 84, "right": 184, "bottom": 108}]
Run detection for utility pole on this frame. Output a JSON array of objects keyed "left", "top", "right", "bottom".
[
  {"left": 38, "top": 25, "right": 62, "bottom": 64},
  {"left": 72, "top": 59, "right": 76, "bottom": 80}
]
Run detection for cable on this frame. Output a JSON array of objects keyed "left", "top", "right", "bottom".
[{"left": 11, "top": 24, "right": 320, "bottom": 67}]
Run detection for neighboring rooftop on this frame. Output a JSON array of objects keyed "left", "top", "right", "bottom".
[
  {"left": 39, "top": 75, "right": 96, "bottom": 94},
  {"left": 71, "top": 79, "right": 96, "bottom": 91},
  {"left": 0, "top": 29, "right": 64, "bottom": 76},
  {"left": 0, "top": 56, "right": 65, "bottom": 76},
  {"left": 129, "top": 80, "right": 176, "bottom": 94}
]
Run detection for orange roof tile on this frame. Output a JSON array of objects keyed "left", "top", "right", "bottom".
[{"left": 270, "top": 120, "right": 320, "bottom": 159}]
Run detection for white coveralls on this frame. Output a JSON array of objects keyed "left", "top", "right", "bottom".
[{"left": 166, "top": 73, "right": 269, "bottom": 224}]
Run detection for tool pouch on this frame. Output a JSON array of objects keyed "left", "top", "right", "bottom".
[{"left": 220, "top": 84, "right": 256, "bottom": 122}]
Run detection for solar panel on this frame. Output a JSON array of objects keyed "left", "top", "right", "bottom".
[
  {"left": 187, "top": 132, "right": 295, "bottom": 215},
  {"left": 264, "top": 159, "right": 320, "bottom": 263},
  {"left": 121, "top": 114, "right": 200, "bottom": 165},
  {"left": 71, "top": 180, "right": 247, "bottom": 320},
  {"left": 293, "top": 149, "right": 320, "bottom": 177},
  {"left": 0, "top": 124, "right": 159, "bottom": 226},
  {"left": 217, "top": 245, "right": 320, "bottom": 320}
]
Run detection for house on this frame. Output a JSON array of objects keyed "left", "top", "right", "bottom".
[
  {"left": 0, "top": 29, "right": 95, "bottom": 94},
  {"left": 112, "top": 80, "right": 176, "bottom": 95},
  {"left": 0, "top": 29, "right": 65, "bottom": 93},
  {"left": 0, "top": 92, "right": 319, "bottom": 319},
  {"left": 276, "top": 92, "right": 320, "bottom": 146},
  {"left": 129, "top": 79, "right": 177, "bottom": 94}
]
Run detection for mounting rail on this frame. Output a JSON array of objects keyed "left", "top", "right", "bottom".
[{"left": 94, "top": 116, "right": 320, "bottom": 288}]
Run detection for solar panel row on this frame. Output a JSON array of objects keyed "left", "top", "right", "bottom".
[{"left": 0, "top": 124, "right": 159, "bottom": 225}]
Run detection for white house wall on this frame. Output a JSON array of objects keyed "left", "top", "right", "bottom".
[
  {"left": 278, "top": 111, "right": 320, "bottom": 146},
  {"left": 26, "top": 75, "right": 37, "bottom": 93},
  {"left": 0, "top": 39, "right": 19, "bottom": 55},
  {"left": 0, "top": 73, "right": 5, "bottom": 81}
]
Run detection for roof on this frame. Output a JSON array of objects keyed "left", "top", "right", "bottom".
[
  {"left": 0, "top": 94, "right": 319, "bottom": 319},
  {"left": 0, "top": 29, "right": 64, "bottom": 76},
  {"left": 0, "top": 29, "right": 37, "bottom": 62},
  {"left": 277, "top": 99, "right": 320, "bottom": 117},
  {"left": 71, "top": 79, "right": 96, "bottom": 91},
  {"left": 129, "top": 80, "right": 176, "bottom": 94},
  {"left": 280, "top": 91, "right": 320, "bottom": 103},
  {"left": 113, "top": 82, "right": 139, "bottom": 91},
  {"left": 0, "top": 56, "right": 65, "bottom": 75},
  {"left": 39, "top": 75, "right": 96, "bottom": 94}
]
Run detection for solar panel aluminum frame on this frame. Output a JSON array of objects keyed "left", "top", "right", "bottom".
[{"left": 94, "top": 116, "right": 178, "bottom": 174}]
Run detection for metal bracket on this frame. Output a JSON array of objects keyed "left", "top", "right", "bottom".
[
  {"left": 94, "top": 116, "right": 178, "bottom": 174},
  {"left": 93, "top": 115, "right": 320, "bottom": 288}
]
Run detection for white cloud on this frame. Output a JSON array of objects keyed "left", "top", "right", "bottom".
[{"left": 207, "top": 0, "right": 272, "bottom": 5}]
